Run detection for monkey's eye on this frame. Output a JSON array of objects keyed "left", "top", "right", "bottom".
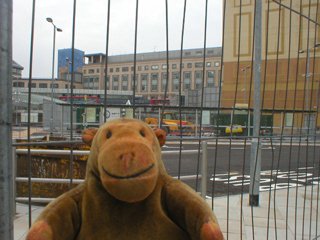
[
  {"left": 140, "top": 130, "right": 145, "bottom": 137},
  {"left": 106, "top": 132, "right": 112, "bottom": 139}
]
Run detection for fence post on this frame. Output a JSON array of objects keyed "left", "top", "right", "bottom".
[
  {"left": 12, "top": 139, "right": 17, "bottom": 216},
  {"left": 249, "top": 0, "right": 262, "bottom": 206},
  {"left": 201, "top": 141, "right": 208, "bottom": 200},
  {"left": 0, "top": 0, "right": 14, "bottom": 238}
]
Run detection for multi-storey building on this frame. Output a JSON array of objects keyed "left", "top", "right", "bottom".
[
  {"left": 223, "top": 0, "right": 320, "bottom": 130},
  {"left": 58, "top": 48, "right": 84, "bottom": 80},
  {"left": 13, "top": 47, "right": 222, "bottom": 102},
  {"left": 82, "top": 47, "right": 222, "bottom": 100}
]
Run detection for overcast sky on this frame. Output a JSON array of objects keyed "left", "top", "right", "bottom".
[{"left": 13, "top": 0, "right": 223, "bottom": 78}]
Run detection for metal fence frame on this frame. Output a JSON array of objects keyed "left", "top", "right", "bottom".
[{"left": 2, "top": 0, "right": 320, "bottom": 239}]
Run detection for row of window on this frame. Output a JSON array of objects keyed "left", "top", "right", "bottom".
[
  {"left": 13, "top": 82, "right": 75, "bottom": 89},
  {"left": 84, "top": 61, "right": 220, "bottom": 75},
  {"left": 84, "top": 70, "right": 218, "bottom": 92},
  {"left": 13, "top": 69, "right": 218, "bottom": 92}
]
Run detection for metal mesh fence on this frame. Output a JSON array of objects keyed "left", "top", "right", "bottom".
[{"left": 1, "top": 0, "right": 320, "bottom": 239}]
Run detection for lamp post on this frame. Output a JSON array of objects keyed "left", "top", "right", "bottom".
[
  {"left": 241, "top": 65, "right": 251, "bottom": 137},
  {"left": 46, "top": 17, "right": 62, "bottom": 137},
  {"left": 241, "top": 65, "right": 251, "bottom": 104},
  {"left": 315, "top": 79, "right": 319, "bottom": 111},
  {"left": 65, "top": 57, "right": 72, "bottom": 100},
  {"left": 299, "top": 42, "right": 320, "bottom": 137}
]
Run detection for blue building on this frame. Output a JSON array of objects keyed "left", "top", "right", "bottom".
[{"left": 57, "top": 48, "right": 84, "bottom": 77}]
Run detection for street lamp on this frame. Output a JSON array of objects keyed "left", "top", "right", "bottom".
[
  {"left": 315, "top": 79, "right": 319, "bottom": 111},
  {"left": 241, "top": 65, "right": 251, "bottom": 104},
  {"left": 299, "top": 42, "right": 320, "bottom": 111},
  {"left": 299, "top": 42, "right": 320, "bottom": 137},
  {"left": 241, "top": 65, "right": 251, "bottom": 137},
  {"left": 65, "top": 57, "right": 72, "bottom": 100},
  {"left": 46, "top": 17, "right": 62, "bottom": 137}
]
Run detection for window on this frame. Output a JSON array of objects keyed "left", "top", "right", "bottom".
[
  {"left": 151, "top": 65, "right": 159, "bottom": 70},
  {"left": 12, "top": 68, "right": 22, "bottom": 74},
  {"left": 195, "top": 71, "right": 203, "bottom": 89},
  {"left": 97, "top": 69, "right": 100, "bottom": 73},
  {"left": 131, "top": 74, "right": 138, "bottom": 91},
  {"left": 106, "top": 75, "right": 110, "bottom": 90},
  {"left": 207, "top": 50, "right": 214, "bottom": 54},
  {"left": 151, "top": 73, "right": 158, "bottom": 91},
  {"left": 94, "top": 77, "right": 99, "bottom": 88},
  {"left": 207, "top": 70, "right": 215, "bottom": 87},
  {"left": 172, "top": 72, "right": 180, "bottom": 92},
  {"left": 145, "top": 65, "right": 149, "bottom": 70},
  {"left": 13, "top": 82, "right": 24, "bottom": 87},
  {"left": 184, "top": 71, "right": 191, "bottom": 91},
  {"left": 110, "top": 68, "right": 114, "bottom": 73},
  {"left": 65, "top": 84, "right": 68, "bottom": 89},
  {"left": 172, "top": 64, "right": 177, "bottom": 69},
  {"left": 161, "top": 73, "right": 168, "bottom": 92},
  {"left": 141, "top": 73, "right": 148, "bottom": 92},
  {"left": 138, "top": 66, "right": 142, "bottom": 71},
  {"left": 131, "top": 66, "right": 134, "bottom": 71},
  {"left": 187, "top": 63, "right": 192, "bottom": 68},
  {"left": 162, "top": 64, "right": 167, "bottom": 69},
  {"left": 185, "top": 52, "right": 191, "bottom": 56},
  {"left": 122, "top": 74, "right": 129, "bottom": 90},
  {"left": 89, "top": 69, "right": 94, "bottom": 73},
  {"left": 285, "top": 113, "right": 293, "bottom": 127},
  {"left": 181, "top": 63, "right": 184, "bottom": 68},
  {"left": 84, "top": 70, "right": 87, "bottom": 74},
  {"left": 122, "top": 67, "right": 129, "bottom": 72},
  {"left": 195, "top": 62, "right": 203, "bottom": 68},
  {"left": 84, "top": 76, "right": 99, "bottom": 89},
  {"left": 196, "top": 51, "right": 202, "bottom": 55},
  {"left": 206, "top": 62, "right": 211, "bottom": 67},
  {"left": 116, "top": 68, "right": 120, "bottom": 72},
  {"left": 49, "top": 83, "right": 58, "bottom": 88},
  {"left": 214, "top": 61, "right": 220, "bottom": 67},
  {"left": 84, "top": 77, "right": 89, "bottom": 88},
  {"left": 113, "top": 75, "right": 119, "bottom": 90},
  {"left": 39, "top": 83, "right": 48, "bottom": 88}
]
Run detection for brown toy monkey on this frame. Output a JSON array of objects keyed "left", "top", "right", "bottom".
[{"left": 27, "top": 118, "right": 224, "bottom": 240}]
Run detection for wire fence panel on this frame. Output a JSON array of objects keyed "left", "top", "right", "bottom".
[{"left": 1, "top": 0, "right": 320, "bottom": 239}]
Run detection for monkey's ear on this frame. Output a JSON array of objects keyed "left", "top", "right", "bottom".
[
  {"left": 82, "top": 127, "right": 99, "bottom": 146},
  {"left": 153, "top": 129, "right": 166, "bottom": 147}
]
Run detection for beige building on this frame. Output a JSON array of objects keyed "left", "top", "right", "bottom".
[
  {"left": 82, "top": 47, "right": 222, "bottom": 100},
  {"left": 223, "top": 0, "right": 320, "bottom": 130}
]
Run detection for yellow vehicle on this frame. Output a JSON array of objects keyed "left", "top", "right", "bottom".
[
  {"left": 225, "top": 125, "right": 243, "bottom": 134},
  {"left": 145, "top": 112, "right": 195, "bottom": 135}
]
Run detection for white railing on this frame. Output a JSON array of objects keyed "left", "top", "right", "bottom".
[{"left": 13, "top": 142, "right": 207, "bottom": 203}]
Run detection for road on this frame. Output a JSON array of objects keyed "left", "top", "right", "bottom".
[{"left": 161, "top": 140, "right": 320, "bottom": 197}]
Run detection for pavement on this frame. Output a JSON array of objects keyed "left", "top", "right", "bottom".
[{"left": 14, "top": 185, "right": 320, "bottom": 240}]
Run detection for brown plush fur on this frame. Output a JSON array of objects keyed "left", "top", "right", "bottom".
[{"left": 27, "top": 118, "right": 224, "bottom": 240}]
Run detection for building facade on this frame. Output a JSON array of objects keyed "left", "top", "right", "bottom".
[
  {"left": 58, "top": 48, "right": 84, "bottom": 80},
  {"left": 222, "top": 0, "right": 320, "bottom": 130},
  {"left": 82, "top": 47, "right": 222, "bottom": 100}
]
